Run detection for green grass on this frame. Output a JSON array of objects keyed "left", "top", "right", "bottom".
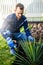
[{"left": 0, "top": 35, "right": 15, "bottom": 65}]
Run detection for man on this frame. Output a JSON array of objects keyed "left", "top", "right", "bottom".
[{"left": 0, "top": 3, "right": 34, "bottom": 55}]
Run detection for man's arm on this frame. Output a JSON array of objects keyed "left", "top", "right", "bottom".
[
  {"left": 23, "top": 19, "right": 35, "bottom": 42},
  {"left": 23, "top": 18, "right": 31, "bottom": 37}
]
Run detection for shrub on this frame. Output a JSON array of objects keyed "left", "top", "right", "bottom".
[{"left": 14, "top": 40, "right": 43, "bottom": 65}]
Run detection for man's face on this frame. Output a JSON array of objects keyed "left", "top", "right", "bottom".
[{"left": 15, "top": 7, "right": 24, "bottom": 20}]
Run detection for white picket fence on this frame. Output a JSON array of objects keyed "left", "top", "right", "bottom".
[{"left": 0, "top": 0, "right": 43, "bottom": 26}]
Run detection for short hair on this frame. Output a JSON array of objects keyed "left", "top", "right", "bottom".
[{"left": 16, "top": 3, "right": 24, "bottom": 10}]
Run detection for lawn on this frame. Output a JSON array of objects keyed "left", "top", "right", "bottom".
[{"left": 0, "top": 35, "right": 15, "bottom": 65}]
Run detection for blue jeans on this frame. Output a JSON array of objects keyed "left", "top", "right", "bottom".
[{"left": 1, "top": 30, "right": 27, "bottom": 48}]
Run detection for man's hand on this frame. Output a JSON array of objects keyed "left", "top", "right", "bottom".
[{"left": 28, "top": 36, "right": 35, "bottom": 42}]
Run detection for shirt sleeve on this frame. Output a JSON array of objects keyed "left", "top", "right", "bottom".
[{"left": 23, "top": 18, "right": 31, "bottom": 37}]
